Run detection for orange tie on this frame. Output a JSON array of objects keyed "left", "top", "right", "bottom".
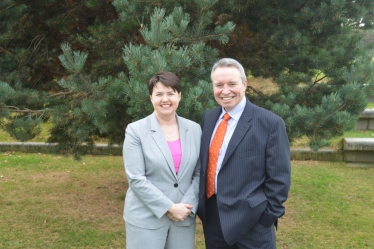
[{"left": 206, "top": 113, "right": 231, "bottom": 198}]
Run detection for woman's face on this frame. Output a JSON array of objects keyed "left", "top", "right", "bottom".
[{"left": 150, "top": 82, "right": 181, "bottom": 118}]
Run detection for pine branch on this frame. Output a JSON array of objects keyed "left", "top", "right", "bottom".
[
  {"left": 4, "top": 3, "right": 17, "bottom": 10},
  {"left": 195, "top": 10, "right": 206, "bottom": 40},
  {"left": 50, "top": 91, "right": 73, "bottom": 97},
  {"left": 125, "top": 49, "right": 149, "bottom": 73},
  {"left": 323, "top": 103, "right": 347, "bottom": 120},
  {"left": 62, "top": 1, "right": 85, "bottom": 17},
  {"left": 62, "top": 46, "right": 93, "bottom": 92},
  {"left": 314, "top": 76, "right": 326, "bottom": 84},
  {"left": 305, "top": 73, "right": 327, "bottom": 93},
  {"left": 295, "top": 0, "right": 311, "bottom": 12},
  {"left": 247, "top": 85, "right": 265, "bottom": 97},
  {"left": 17, "top": 35, "right": 45, "bottom": 68},
  {"left": 27, "top": 35, "right": 45, "bottom": 51},
  {"left": 0, "top": 46, "right": 14, "bottom": 55},
  {"left": 168, "top": 32, "right": 226, "bottom": 44},
  {"left": 49, "top": 70, "right": 69, "bottom": 76},
  {"left": 31, "top": 68, "right": 48, "bottom": 87},
  {"left": 6, "top": 106, "right": 52, "bottom": 114}
]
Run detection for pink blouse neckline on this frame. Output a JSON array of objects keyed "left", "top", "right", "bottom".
[{"left": 167, "top": 138, "right": 182, "bottom": 174}]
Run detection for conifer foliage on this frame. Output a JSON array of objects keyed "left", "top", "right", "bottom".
[
  {"left": 0, "top": 0, "right": 374, "bottom": 154},
  {"left": 220, "top": 0, "right": 374, "bottom": 149}
]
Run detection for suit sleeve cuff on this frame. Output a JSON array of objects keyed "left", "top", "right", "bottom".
[{"left": 259, "top": 212, "right": 278, "bottom": 228}]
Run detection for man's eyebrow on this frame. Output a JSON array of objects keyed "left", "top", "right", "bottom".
[{"left": 214, "top": 81, "right": 237, "bottom": 84}]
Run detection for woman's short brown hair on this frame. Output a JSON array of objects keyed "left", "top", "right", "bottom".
[{"left": 148, "top": 71, "right": 181, "bottom": 95}]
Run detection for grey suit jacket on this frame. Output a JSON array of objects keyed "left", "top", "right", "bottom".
[
  {"left": 123, "top": 112, "right": 201, "bottom": 229},
  {"left": 197, "top": 98, "right": 291, "bottom": 245}
]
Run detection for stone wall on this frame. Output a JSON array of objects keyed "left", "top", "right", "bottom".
[
  {"left": 0, "top": 142, "right": 122, "bottom": 156},
  {"left": 355, "top": 109, "right": 374, "bottom": 130},
  {"left": 343, "top": 138, "right": 374, "bottom": 164},
  {"left": 0, "top": 140, "right": 373, "bottom": 165}
]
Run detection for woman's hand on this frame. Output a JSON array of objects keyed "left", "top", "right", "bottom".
[
  {"left": 166, "top": 211, "right": 177, "bottom": 221},
  {"left": 166, "top": 203, "right": 192, "bottom": 222}
]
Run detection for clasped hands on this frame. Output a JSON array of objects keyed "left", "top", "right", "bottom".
[{"left": 166, "top": 203, "right": 192, "bottom": 222}]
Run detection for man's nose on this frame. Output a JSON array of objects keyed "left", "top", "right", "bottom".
[{"left": 222, "top": 85, "right": 230, "bottom": 94}]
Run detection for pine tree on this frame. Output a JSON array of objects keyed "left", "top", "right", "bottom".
[
  {"left": 0, "top": 0, "right": 130, "bottom": 155},
  {"left": 1, "top": 0, "right": 374, "bottom": 155},
  {"left": 1, "top": 0, "right": 234, "bottom": 155},
  {"left": 215, "top": 0, "right": 374, "bottom": 149}
]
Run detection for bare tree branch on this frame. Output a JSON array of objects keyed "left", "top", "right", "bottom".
[
  {"left": 246, "top": 85, "right": 265, "bottom": 97},
  {"left": 50, "top": 91, "right": 73, "bottom": 97},
  {"left": 6, "top": 106, "right": 52, "bottom": 114}
]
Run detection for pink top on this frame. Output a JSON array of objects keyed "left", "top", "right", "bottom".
[{"left": 167, "top": 138, "right": 182, "bottom": 174}]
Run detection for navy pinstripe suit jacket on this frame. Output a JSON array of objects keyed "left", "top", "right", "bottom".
[{"left": 197, "top": 98, "right": 291, "bottom": 245}]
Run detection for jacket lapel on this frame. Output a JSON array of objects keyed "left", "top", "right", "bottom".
[
  {"left": 150, "top": 113, "right": 177, "bottom": 179},
  {"left": 221, "top": 99, "right": 253, "bottom": 167},
  {"left": 201, "top": 107, "right": 222, "bottom": 171}
]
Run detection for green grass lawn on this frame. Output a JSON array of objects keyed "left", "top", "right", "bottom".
[{"left": 1, "top": 153, "right": 373, "bottom": 248}]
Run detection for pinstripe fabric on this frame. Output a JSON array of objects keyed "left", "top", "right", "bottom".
[{"left": 197, "top": 98, "right": 291, "bottom": 247}]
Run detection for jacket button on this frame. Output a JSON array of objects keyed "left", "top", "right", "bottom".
[{"left": 174, "top": 183, "right": 178, "bottom": 188}]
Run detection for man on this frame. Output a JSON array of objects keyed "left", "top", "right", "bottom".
[{"left": 197, "top": 58, "right": 291, "bottom": 249}]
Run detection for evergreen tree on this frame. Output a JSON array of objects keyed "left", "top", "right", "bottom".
[
  {"left": 0, "top": 0, "right": 130, "bottom": 155},
  {"left": 1, "top": 0, "right": 235, "bottom": 155},
  {"left": 216, "top": 0, "right": 374, "bottom": 148},
  {"left": 1, "top": 0, "right": 374, "bottom": 154}
]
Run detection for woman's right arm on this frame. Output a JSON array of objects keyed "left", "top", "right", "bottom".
[{"left": 123, "top": 124, "right": 174, "bottom": 219}]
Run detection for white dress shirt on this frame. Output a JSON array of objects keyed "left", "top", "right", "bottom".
[{"left": 210, "top": 97, "right": 246, "bottom": 193}]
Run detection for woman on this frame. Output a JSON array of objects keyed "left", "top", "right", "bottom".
[{"left": 123, "top": 71, "right": 201, "bottom": 249}]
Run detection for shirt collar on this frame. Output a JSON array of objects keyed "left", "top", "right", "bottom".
[{"left": 219, "top": 97, "right": 246, "bottom": 121}]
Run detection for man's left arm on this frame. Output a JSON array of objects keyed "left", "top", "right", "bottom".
[{"left": 259, "top": 117, "right": 291, "bottom": 228}]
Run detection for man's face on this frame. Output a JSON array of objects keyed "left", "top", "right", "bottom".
[{"left": 211, "top": 66, "right": 247, "bottom": 112}]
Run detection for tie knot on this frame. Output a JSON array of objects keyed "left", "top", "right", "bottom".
[{"left": 223, "top": 113, "right": 231, "bottom": 121}]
